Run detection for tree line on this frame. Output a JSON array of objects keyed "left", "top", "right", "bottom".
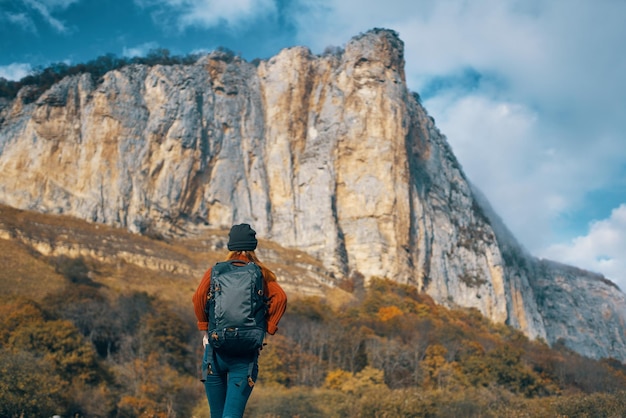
[
  {"left": 0, "top": 47, "right": 239, "bottom": 102},
  {"left": 0, "top": 43, "right": 351, "bottom": 104}
]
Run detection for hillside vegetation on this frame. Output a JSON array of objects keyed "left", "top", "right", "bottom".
[
  {"left": 0, "top": 48, "right": 211, "bottom": 102},
  {"left": 1, "top": 207, "right": 625, "bottom": 417}
]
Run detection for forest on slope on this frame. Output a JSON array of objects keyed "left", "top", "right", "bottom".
[{"left": 1, "top": 208, "right": 626, "bottom": 417}]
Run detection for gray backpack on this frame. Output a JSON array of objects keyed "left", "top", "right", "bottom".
[{"left": 205, "top": 260, "right": 268, "bottom": 355}]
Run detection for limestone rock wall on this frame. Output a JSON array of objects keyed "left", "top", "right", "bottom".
[{"left": 1, "top": 29, "right": 624, "bottom": 360}]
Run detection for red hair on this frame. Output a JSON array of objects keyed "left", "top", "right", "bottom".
[{"left": 226, "top": 251, "right": 277, "bottom": 282}]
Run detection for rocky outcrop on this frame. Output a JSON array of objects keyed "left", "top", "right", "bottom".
[{"left": 0, "top": 29, "right": 624, "bottom": 361}]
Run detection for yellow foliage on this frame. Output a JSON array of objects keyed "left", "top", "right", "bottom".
[
  {"left": 377, "top": 305, "right": 404, "bottom": 322},
  {"left": 117, "top": 395, "right": 168, "bottom": 418},
  {"left": 257, "top": 334, "right": 301, "bottom": 386},
  {"left": 422, "top": 344, "right": 459, "bottom": 389},
  {"left": 323, "top": 366, "right": 386, "bottom": 394},
  {"left": 324, "top": 369, "right": 353, "bottom": 390},
  {"left": 0, "top": 298, "right": 44, "bottom": 343},
  {"left": 113, "top": 352, "right": 195, "bottom": 417}
]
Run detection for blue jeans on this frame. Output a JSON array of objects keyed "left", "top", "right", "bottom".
[{"left": 202, "top": 345, "right": 258, "bottom": 418}]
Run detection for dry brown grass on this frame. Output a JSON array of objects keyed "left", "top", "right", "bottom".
[
  {"left": 0, "top": 238, "right": 66, "bottom": 301},
  {"left": 0, "top": 204, "right": 347, "bottom": 309},
  {"left": 0, "top": 204, "right": 206, "bottom": 305}
]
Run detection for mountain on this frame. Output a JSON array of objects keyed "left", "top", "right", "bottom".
[{"left": 0, "top": 28, "right": 624, "bottom": 361}]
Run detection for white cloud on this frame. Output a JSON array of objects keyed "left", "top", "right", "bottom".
[
  {"left": 0, "top": 63, "right": 32, "bottom": 81},
  {"left": 136, "top": 0, "right": 277, "bottom": 31},
  {"left": 37, "top": 0, "right": 80, "bottom": 7},
  {"left": 423, "top": 93, "right": 558, "bottom": 248},
  {"left": 423, "top": 88, "right": 626, "bottom": 250},
  {"left": 301, "top": 0, "right": 626, "bottom": 110},
  {"left": 123, "top": 42, "right": 160, "bottom": 58},
  {"left": 4, "top": 12, "right": 38, "bottom": 33},
  {"left": 541, "top": 205, "right": 626, "bottom": 291},
  {"left": 0, "top": 0, "right": 79, "bottom": 34},
  {"left": 179, "top": 0, "right": 276, "bottom": 29},
  {"left": 22, "top": 0, "right": 79, "bottom": 33}
]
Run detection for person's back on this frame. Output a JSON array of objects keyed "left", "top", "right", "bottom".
[{"left": 192, "top": 224, "right": 287, "bottom": 418}]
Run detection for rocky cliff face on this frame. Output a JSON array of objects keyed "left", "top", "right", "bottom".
[{"left": 1, "top": 29, "right": 624, "bottom": 361}]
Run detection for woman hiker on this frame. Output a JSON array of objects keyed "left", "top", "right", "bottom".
[{"left": 192, "top": 223, "right": 287, "bottom": 418}]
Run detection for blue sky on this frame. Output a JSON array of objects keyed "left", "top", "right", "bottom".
[{"left": 1, "top": 0, "right": 625, "bottom": 290}]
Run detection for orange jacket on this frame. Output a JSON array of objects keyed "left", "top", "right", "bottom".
[{"left": 192, "top": 255, "right": 287, "bottom": 335}]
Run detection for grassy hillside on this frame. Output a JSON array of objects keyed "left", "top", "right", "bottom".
[
  {"left": 0, "top": 206, "right": 193, "bottom": 304},
  {"left": 0, "top": 204, "right": 335, "bottom": 305},
  {"left": 0, "top": 236, "right": 67, "bottom": 299},
  {"left": 2, "top": 204, "right": 626, "bottom": 417}
]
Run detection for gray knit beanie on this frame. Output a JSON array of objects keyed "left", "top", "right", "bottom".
[{"left": 227, "top": 223, "right": 258, "bottom": 251}]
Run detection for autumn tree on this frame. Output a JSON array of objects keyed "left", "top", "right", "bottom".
[
  {"left": 114, "top": 352, "right": 197, "bottom": 418},
  {"left": 0, "top": 349, "right": 67, "bottom": 417}
]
